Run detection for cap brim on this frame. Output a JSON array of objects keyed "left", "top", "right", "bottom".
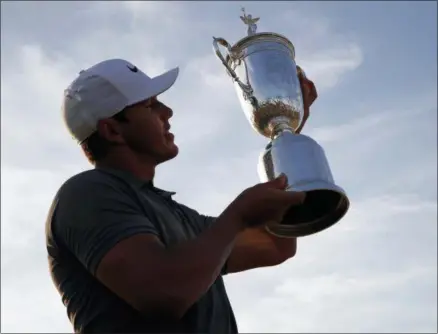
[
  {"left": 149, "top": 67, "right": 179, "bottom": 98},
  {"left": 125, "top": 67, "right": 179, "bottom": 108}
]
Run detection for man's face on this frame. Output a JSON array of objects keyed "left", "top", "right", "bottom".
[{"left": 113, "top": 97, "right": 179, "bottom": 164}]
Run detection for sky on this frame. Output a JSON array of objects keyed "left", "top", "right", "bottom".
[{"left": 1, "top": 1, "right": 437, "bottom": 333}]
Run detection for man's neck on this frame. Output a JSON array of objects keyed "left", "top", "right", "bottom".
[{"left": 96, "top": 154, "right": 156, "bottom": 182}]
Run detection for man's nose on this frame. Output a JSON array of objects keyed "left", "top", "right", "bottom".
[{"left": 160, "top": 103, "right": 173, "bottom": 119}]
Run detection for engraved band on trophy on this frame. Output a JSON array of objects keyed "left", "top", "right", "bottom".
[{"left": 212, "top": 8, "right": 350, "bottom": 238}]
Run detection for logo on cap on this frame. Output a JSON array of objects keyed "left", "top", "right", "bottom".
[{"left": 127, "top": 64, "right": 138, "bottom": 73}]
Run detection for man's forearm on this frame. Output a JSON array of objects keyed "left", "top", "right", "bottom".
[
  {"left": 159, "top": 208, "right": 243, "bottom": 315},
  {"left": 226, "top": 225, "right": 297, "bottom": 274}
]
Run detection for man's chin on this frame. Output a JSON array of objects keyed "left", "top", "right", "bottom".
[
  {"left": 159, "top": 144, "right": 179, "bottom": 163},
  {"left": 168, "top": 144, "right": 179, "bottom": 158}
]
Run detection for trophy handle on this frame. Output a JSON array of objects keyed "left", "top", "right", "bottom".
[{"left": 212, "top": 37, "right": 254, "bottom": 101}]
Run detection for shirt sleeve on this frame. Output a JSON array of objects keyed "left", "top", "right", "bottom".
[{"left": 52, "top": 173, "right": 159, "bottom": 276}]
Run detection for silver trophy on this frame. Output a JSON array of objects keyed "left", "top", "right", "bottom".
[{"left": 212, "top": 9, "right": 350, "bottom": 238}]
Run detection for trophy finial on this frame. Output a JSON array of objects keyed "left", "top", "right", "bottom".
[{"left": 240, "top": 7, "right": 260, "bottom": 36}]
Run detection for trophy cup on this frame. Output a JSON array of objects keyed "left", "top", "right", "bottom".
[{"left": 212, "top": 8, "right": 350, "bottom": 238}]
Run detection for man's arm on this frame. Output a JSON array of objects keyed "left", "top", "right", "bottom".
[
  {"left": 96, "top": 212, "right": 242, "bottom": 319},
  {"left": 202, "top": 216, "right": 296, "bottom": 275},
  {"left": 53, "top": 173, "right": 244, "bottom": 320},
  {"left": 53, "top": 172, "right": 303, "bottom": 319}
]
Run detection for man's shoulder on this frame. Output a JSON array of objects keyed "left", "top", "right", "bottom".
[
  {"left": 45, "top": 169, "right": 113, "bottom": 244},
  {"left": 48, "top": 169, "right": 138, "bottom": 224},
  {"left": 62, "top": 168, "right": 120, "bottom": 186},
  {"left": 47, "top": 169, "right": 142, "bottom": 238},
  {"left": 58, "top": 168, "right": 128, "bottom": 198}
]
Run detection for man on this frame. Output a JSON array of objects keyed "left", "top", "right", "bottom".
[{"left": 46, "top": 58, "right": 317, "bottom": 333}]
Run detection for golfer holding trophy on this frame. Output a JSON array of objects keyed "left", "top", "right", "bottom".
[
  {"left": 213, "top": 9, "right": 350, "bottom": 238},
  {"left": 47, "top": 8, "right": 353, "bottom": 334}
]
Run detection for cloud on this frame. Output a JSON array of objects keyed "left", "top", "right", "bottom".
[
  {"left": 234, "top": 265, "right": 436, "bottom": 333},
  {"left": 224, "top": 191, "right": 437, "bottom": 333},
  {"left": 308, "top": 92, "right": 435, "bottom": 145},
  {"left": 300, "top": 43, "right": 363, "bottom": 90},
  {"left": 254, "top": 7, "right": 364, "bottom": 91},
  {"left": 1, "top": 166, "right": 78, "bottom": 333}
]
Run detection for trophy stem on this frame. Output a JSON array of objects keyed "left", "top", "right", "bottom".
[{"left": 268, "top": 116, "right": 296, "bottom": 139}]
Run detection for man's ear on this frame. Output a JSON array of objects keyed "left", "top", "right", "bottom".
[{"left": 96, "top": 118, "right": 126, "bottom": 144}]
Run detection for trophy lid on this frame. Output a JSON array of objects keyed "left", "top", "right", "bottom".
[{"left": 231, "top": 8, "right": 295, "bottom": 60}]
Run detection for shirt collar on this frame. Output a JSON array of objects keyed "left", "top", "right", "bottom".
[{"left": 96, "top": 166, "right": 176, "bottom": 198}]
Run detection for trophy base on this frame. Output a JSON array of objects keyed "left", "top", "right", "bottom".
[
  {"left": 259, "top": 132, "right": 350, "bottom": 238},
  {"left": 266, "top": 182, "right": 349, "bottom": 238}
]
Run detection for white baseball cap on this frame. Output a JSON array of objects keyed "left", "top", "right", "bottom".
[{"left": 62, "top": 58, "right": 179, "bottom": 143}]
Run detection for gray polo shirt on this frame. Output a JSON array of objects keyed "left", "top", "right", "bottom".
[{"left": 45, "top": 167, "right": 238, "bottom": 333}]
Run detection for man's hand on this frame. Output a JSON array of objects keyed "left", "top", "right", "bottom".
[
  {"left": 296, "top": 66, "right": 318, "bottom": 134},
  {"left": 225, "top": 174, "right": 306, "bottom": 228}
]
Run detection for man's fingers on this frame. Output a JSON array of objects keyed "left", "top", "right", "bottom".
[
  {"left": 300, "top": 78, "right": 316, "bottom": 106},
  {"left": 297, "top": 65, "right": 317, "bottom": 108},
  {"left": 263, "top": 173, "right": 288, "bottom": 190},
  {"left": 307, "top": 80, "right": 318, "bottom": 105},
  {"left": 262, "top": 175, "right": 306, "bottom": 204},
  {"left": 301, "top": 83, "right": 311, "bottom": 106},
  {"left": 285, "top": 190, "right": 306, "bottom": 205},
  {"left": 270, "top": 190, "right": 306, "bottom": 222},
  {"left": 272, "top": 188, "right": 306, "bottom": 206}
]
